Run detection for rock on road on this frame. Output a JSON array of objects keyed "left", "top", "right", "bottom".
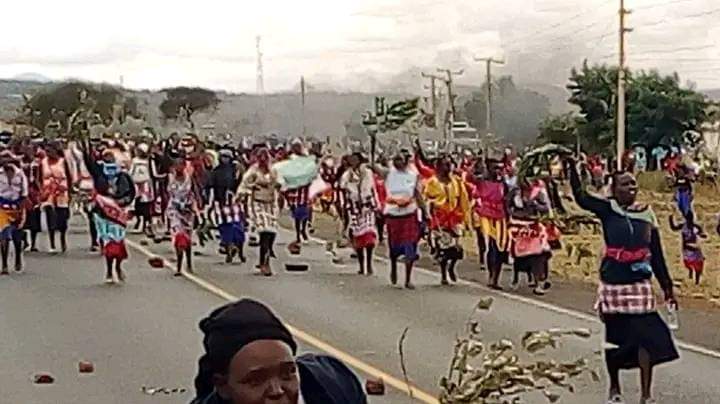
[{"left": 1, "top": 219, "right": 719, "bottom": 403}]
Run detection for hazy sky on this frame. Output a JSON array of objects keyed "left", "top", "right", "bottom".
[{"left": 1, "top": 0, "right": 719, "bottom": 92}]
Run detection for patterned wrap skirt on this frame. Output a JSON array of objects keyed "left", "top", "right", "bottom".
[
  {"left": 218, "top": 205, "right": 246, "bottom": 246},
  {"left": 167, "top": 204, "right": 194, "bottom": 251},
  {"left": 249, "top": 199, "right": 277, "bottom": 234},
  {"left": 347, "top": 204, "right": 377, "bottom": 249},
  {"left": 596, "top": 279, "right": 679, "bottom": 369},
  {"left": 683, "top": 249, "right": 704, "bottom": 274},
  {"left": 385, "top": 212, "right": 420, "bottom": 262},
  {"left": 93, "top": 213, "right": 128, "bottom": 260}
]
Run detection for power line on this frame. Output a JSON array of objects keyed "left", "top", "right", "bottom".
[
  {"left": 633, "top": 0, "right": 698, "bottom": 11},
  {"left": 632, "top": 6, "right": 720, "bottom": 29},
  {"left": 632, "top": 57, "right": 720, "bottom": 62},
  {"left": 628, "top": 44, "right": 716, "bottom": 55},
  {"left": 504, "top": 2, "right": 613, "bottom": 44},
  {"left": 504, "top": 11, "right": 615, "bottom": 52}
]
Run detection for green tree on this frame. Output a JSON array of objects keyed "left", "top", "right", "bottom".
[
  {"left": 19, "top": 82, "right": 138, "bottom": 133},
  {"left": 463, "top": 76, "right": 552, "bottom": 145},
  {"left": 159, "top": 87, "right": 220, "bottom": 128},
  {"left": 566, "top": 61, "right": 709, "bottom": 154},
  {"left": 537, "top": 112, "right": 584, "bottom": 149},
  {"left": 627, "top": 70, "right": 708, "bottom": 150}
]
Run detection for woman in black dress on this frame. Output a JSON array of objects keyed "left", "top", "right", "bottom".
[{"left": 568, "top": 158, "right": 678, "bottom": 404}]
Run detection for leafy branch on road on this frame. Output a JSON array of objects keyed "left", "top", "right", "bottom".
[{"left": 438, "top": 297, "right": 599, "bottom": 404}]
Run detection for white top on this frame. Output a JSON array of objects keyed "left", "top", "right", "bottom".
[
  {"left": 339, "top": 165, "right": 375, "bottom": 204},
  {"left": 0, "top": 169, "right": 28, "bottom": 202},
  {"left": 130, "top": 158, "right": 152, "bottom": 184},
  {"left": 384, "top": 168, "right": 419, "bottom": 216}
]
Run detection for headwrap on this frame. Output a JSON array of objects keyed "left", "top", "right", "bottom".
[
  {"left": 194, "top": 299, "right": 297, "bottom": 399},
  {"left": 219, "top": 148, "right": 233, "bottom": 158},
  {"left": 102, "top": 162, "right": 120, "bottom": 179},
  {"left": 0, "top": 131, "right": 12, "bottom": 146}
]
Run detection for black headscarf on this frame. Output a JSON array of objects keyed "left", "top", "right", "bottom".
[{"left": 193, "top": 299, "right": 297, "bottom": 400}]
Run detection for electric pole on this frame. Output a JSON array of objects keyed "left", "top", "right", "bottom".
[
  {"left": 474, "top": 57, "right": 504, "bottom": 139},
  {"left": 421, "top": 72, "right": 443, "bottom": 128},
  {"left": 437, "top": 68, "right": 464, "bottom": 142},
  {"left": 617, "top": 0, "right": 632, "bottom": 170},
  {"left": 300, "top": 76, "right": 306, "bottom": 138},
  {"left": 256, "top": 35, "right": 266, "bottom": 132}
]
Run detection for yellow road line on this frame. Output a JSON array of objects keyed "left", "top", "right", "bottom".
[{"left": 126, "top": 238, "right": 440, "bottom": 404}]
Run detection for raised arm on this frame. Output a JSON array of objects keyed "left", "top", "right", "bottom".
[
  {"left": 567, "top": 158, "right": 611, "bottom": 217},
  {"left": 80, "top": 140, "right": 102, "bottom": 183},
  {"left": 668, "top": 215, "right": 683, "bottom": 231}
]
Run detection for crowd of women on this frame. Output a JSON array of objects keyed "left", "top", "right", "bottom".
[
  {"left": 0, "top": 129, "right": 684, "bottom": 403},
  {"left": 0, "top": 130, "right": 565, "bottom": 291}
]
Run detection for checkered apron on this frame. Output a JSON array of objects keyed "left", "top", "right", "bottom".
[{"left": 595, "top": 279, "right": 656, "bottom": 314}]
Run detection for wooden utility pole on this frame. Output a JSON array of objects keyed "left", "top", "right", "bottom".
[
  {"left": 421, "top": 72, "right": 443, "bottom": 128},
  {"left": 300, "top": 76, "right": 306, "bottom": 138},
  {"left": 474, "top": 57, "right": 504, "bottom": 138},
  {"left": 437, "top": 68, "right": 464, "bottom": 142},
  {"left": 617, "top": 0, "right": 632, "bottom": 170}
]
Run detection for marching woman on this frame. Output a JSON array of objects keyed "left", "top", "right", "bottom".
[
  {"left": 151, "top": 141, "right": 173, "bottom": 237},
  {"left": 423, "top": 155, "right": 471, "bottom": 286},
  {"left": 239, "top": 147, "right": 280, "bottom": 276},
  {"left": 507, "top": 177, "right": 553, "bottom": 295},
  {"left": 209, "top": 148, "right": 245, "bottom": 264},
  {"left": 21, "top": 144, "right": 42, "bottom": 252},
  {"left": 39, "top": 142, "right": 73, "bottom": 253},
  {"left": 82, "top": 142, "right": 135, "bottom": 284},
  {"left": 382, "top": 152, "right": 423, "bottom": 288},
  {"left": 70, "top": 140, "right": 99, "bottom": 250},
  {"left": 339, "top": 152, "right": 378, "bottom": 276},
  {"left": 166, "top": 159, "right": 200, "bottom": 276},
  {"left": 284, "top": 139, "right": 312, "bottom": 245},
  {"left": 471, "top": 157, "right": 510, "bottom": 290},
  {"left": 568, "top": 157, "right": 678, "bottom": 404},
  {"left": 129, "top": 142, "right": 154, "bottom": 236},
  {"left": 0, "top": 151, "right": 28, "bottom": 274}
]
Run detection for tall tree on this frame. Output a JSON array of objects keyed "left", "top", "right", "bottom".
[
  {"left": 566, "top": 61, "right": 710, "bottom": 154},
  {"left": 19, "top": 82, "right": 138, "bottom": 134},
  {"left": 159, "top": 87, "right": 220, "bottom": 128}
]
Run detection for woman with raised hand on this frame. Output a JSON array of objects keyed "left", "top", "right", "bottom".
[{"left": 567, "top": 156, "right": 678, "bottom": 404}]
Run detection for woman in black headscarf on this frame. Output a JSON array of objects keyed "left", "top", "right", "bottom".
[
  {"left": 191, "top": 299, "right": 367, "bottom": 404},
  {"left": 567, "top": 157, "right": 678, "bottom": 404}
]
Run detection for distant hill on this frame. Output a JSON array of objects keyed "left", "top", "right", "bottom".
[
  {"left": 11, "top": 73, "right": 52, "bottom": 83},
  {"left": 0, "top": 78, "right": 409, "bottom": 138},
  {"left": 703, "top": 89, "right": 720, "bottom": 101},
  {"left": 0, "top": 77, "right": 578, "bottom": 140}
]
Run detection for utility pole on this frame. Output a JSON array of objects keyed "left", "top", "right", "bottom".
[
  {"left": 256, "top": 35, "right": 266, "bottom": 131},
  {"left": 300, "top": 76, "right": 306, "bottom": 138},
  {"left": 617, "top": 0, "right": 632, "bottom": 170},
  {"left": 437, "top": 68, "right": 464, "bottom": 142},
  {"left": 474, "top": 57, "right": 504, "bottom": 140},
  {"left": 421, "top": 72, "right": 443, "bottom": 128}
]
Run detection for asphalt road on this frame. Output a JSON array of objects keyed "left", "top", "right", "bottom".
[{"left": 2, "top": 219, "right": 719, "bottom": 404}]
